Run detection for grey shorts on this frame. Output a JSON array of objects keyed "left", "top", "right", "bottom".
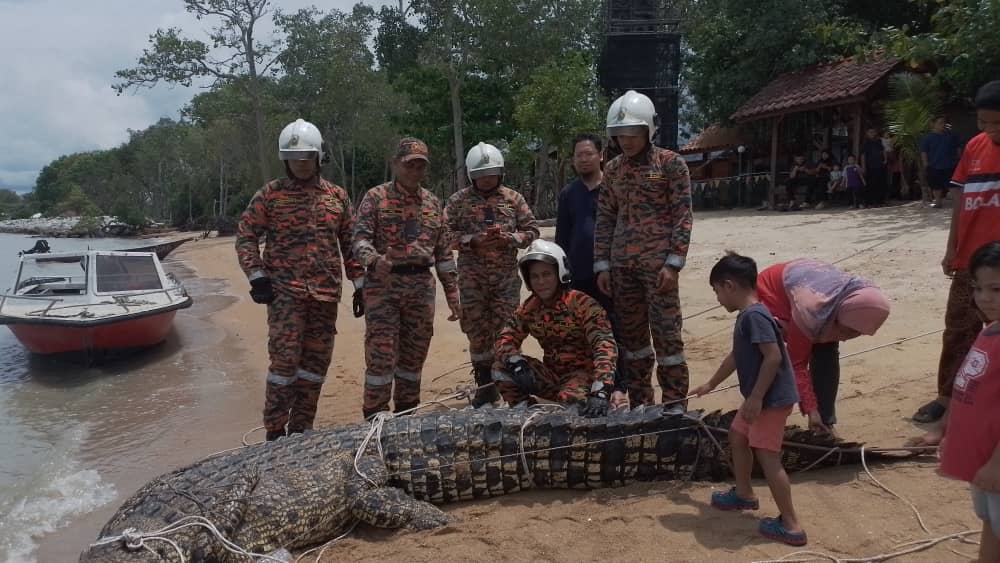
[{"left": 972, "top": 485, "right": 1000, "bottom": 536}]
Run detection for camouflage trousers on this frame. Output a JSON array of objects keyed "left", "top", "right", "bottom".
[
  {"left": 492, "top": 356, "right": 593, "bottom": 406},
  {"left": 459, "top": 270, "right": 520, "bottom": 372},
  {"left": 264, "top": 291, "right": 338, "bottom": 434},
  {"left": 612, "top": 266, "right": 688, "bottom": 406},
  {"left": 362, "top": 270, "right": 436, "bottom": 417}
]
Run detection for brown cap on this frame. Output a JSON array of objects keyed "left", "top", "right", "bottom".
[{"left": 396, "top": 137, "right": 429, "bottom": 162}]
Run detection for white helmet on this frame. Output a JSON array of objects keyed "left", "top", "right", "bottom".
[
  {"left": 606, "top": 90, "right": 657, "bottom": 141},
  {"left": 465, "top": 142, "right": 505, "bottom": 181},
  {"left": 278, "top": 118, "right": 322, "bottom": 161},
  {"left": 518, "top": 239, "right": 571, "bottom": 289}
]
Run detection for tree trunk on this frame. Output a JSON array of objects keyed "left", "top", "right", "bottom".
[
  {"left": 249, "top": 87, "right": 270, "bottom": 184},
  {"left": 338, "top": 142, "right": 348, "bottom": 189},
  {"left": 243, "top": 14, "right": 270, "bottom": 185},
  {"left": 448, "top": 67, "right": 465, "bottom": 194},
  {"left": 351, "top": 143, "right": 357, "bottom": 196},
  {"left": 218, "top": 158, "right": 225, "bottom": 217},
  {"left": 533, "top": 150, "right": 548, "bottom": 209}
]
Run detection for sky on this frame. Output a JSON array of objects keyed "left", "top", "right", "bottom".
[{"left": 0, "top": 0, "right": 391, "bottom": 193}]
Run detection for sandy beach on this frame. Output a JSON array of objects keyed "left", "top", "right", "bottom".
[{"left": 171, "top": 202, "right": 981, "bottom": 562}]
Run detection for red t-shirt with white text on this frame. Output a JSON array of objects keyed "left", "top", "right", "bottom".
[
  {"left": 940, "top": 323, "right": 1000, "bottom": 482},
  {"left": 951, "top": 132, "right": 1000, "bottom": 270}
]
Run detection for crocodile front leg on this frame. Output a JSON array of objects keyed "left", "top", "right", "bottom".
[{"left": 350, "top": 487, "right": 457, "bottom": 531}]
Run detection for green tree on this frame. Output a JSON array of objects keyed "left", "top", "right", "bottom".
[
  {"left": 885, "top": 0, "right": 1000, "bottom": 97},
  {"left": 680, "top": 0, "right": 872, "bottom": 126},
  {"left": 884, "top": 73, "right": 941, "bottom": 197},
  {"left": 114, "top": 0, "right": 280, "bottom": 184},
  {"left": 512, "top": 54, "right": 605, "bottom": 215},
  {"left": 275, "top": 5, "right": 402, "bottom": 199},
  {"left": 54, "top": 184, "right": 102, "bottom": 217},
  {"left": 392, "top": 0, "right": 601, "bottom": 191}
]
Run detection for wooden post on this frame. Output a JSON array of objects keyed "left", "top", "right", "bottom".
[
  {"left": 852, "top": 103, "right": 862, "bottom": 160},
  {"left": 769, "top": 116, "right": 779, "bottom": 210}
]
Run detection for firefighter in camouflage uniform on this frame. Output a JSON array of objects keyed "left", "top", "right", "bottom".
[
  {"left": 492, "top": 240, "right": 619, "bottom": 417},
  {"left": 594, "top": 90, "right": 694, "bottom": 412},
  {"left": 445, "top": 142, "right": 539, "bottom": 407},
  {"left": 236, "top": 118, "right": 364, "bottom": 441},
  {"left": 353, "top": 138, "right": 461, "bottom": 419}
]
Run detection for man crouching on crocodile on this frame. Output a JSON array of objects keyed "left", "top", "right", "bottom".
[{"left": 491, "top": 240, "right": 622, "bottom": 416}]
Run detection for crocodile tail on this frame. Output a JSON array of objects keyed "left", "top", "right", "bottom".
[{"left": 695, "top": 410, "right": 917, "bottom": 476}]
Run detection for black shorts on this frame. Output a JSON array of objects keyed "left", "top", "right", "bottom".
[{"left": 927, "top": 167, "right": 956, "bottom": 191}]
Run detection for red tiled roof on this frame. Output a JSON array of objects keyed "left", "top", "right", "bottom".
[
  {"left": 731, "top": 56, "right": 902, "bottom": 122},
  {"left": 679, "top": 124, "right": 745, "bottom": 154}
]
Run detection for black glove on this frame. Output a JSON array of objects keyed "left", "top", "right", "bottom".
[
  {"left": 506, "top": 358, "right": 535, "bottom": 394},
  {"left": 352, "top": 290, "right": 365, "bottom": 318},
  {"left": 582, "top": 382, "right": 611, "bottom": 418},
  {"left": 249, "top": 277, "right": 275, "bottom": 305}
]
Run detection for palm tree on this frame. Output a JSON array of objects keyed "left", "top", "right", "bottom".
[{"left": 884, "top": 73, "right": 942, "bottom": 199}]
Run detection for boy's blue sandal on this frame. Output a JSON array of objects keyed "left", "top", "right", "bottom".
[
  {"left": 710, "top": 488, "right": 759, "bottom": 511},
  {"left": 759, "top": 516, "right": 808, "bottom": 546}
]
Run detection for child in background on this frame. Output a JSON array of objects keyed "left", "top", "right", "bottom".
[
  {"left": 692, "top": 253, "right": 805, "bottom": 546},
  {"left": 828, "top": 163, "right": 844, "bottom": 196},
  {"left": 842, "top": 155, "right": 866, "bottom": 209},
  {"left": 935, "top": 241, "right": 1000, "bottom": 563}
]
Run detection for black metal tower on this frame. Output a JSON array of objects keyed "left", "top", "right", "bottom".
[{"left": 598, "top": 0, "right": 681, "bottom": 149}]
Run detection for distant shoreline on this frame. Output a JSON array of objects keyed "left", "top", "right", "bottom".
[{"left": 0, "top": 216, "right": 152, "bottom": 238}]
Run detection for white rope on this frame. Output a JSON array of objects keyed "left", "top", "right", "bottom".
[
  {"left": 352, "top": 385, "right": 482, "bottom": 485},
  {"left": 243, "top": 426, "right": 266, "bottom": 446},
  {"left": 859, "top": 445, "right": 930, "bottom": 535},
  {"left": 752, "top": 446, "right": 977, "bottom": 563},
  {"left": 839, "top": 330, "right": 944, "bottom": 360},
  {"left": 293, "top": 521, "right": 359, "bottom": 563},
  {"left": 90, "top": 516, "right": 288, "bottom": 563},
  {"left": 353, "top": 411, "right": 393, "bottom": 486},
  {"left": 795, "top": 447, "right": 843, "bottom": 474}
]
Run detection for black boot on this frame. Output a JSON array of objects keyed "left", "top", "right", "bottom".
[
  {"left": 471, "top": 364, "right": 499, "bottom": 408},
  {"left": 265, "top": 429, "right": 285, "bottom": 442},
  {"left": 394, "top": 402, "right": 419, "bottom": 416},
  {"left": 362, "top": 406, "right": 389, "bottom": 421}
]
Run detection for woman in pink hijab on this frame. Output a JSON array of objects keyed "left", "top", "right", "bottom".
[{"left": 757, "top": 259, "right": 891, "bottom": 434}]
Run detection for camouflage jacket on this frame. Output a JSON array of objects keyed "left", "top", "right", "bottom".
[
  {"left": 353, "top": 182, "right": 458, "bottom": 295},
  {"left": 444, "top": 185, "right": 539, "bottom": 271},
  {"left": 494, "top": 289, "right": 617, "bottom": 387},
  {"left": 594, "top": 145, "right": 693, "bottom": 273},
  {"left": 235, "top": 176, "right": 363, "bottom": 302}
]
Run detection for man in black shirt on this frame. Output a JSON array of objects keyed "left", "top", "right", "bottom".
[
  {"left": 555, "top": 134, "right": 627, "bottom": 408},
  {"left": 861, "top": 127, "right": 888, "bottom": 206}
]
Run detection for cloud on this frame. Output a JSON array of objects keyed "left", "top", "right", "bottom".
[{"left": 1, "top": 0, "right": 389, "bottom": 191}]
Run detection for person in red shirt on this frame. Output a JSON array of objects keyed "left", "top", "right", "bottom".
[
  {"left": 756, "top": 259, "right": 891, "bottom": 434},
  {"left": 926, "top": 241, "right": 1000, "bottom": 563},
  {"left": 913, "top": 80, "right": 1000, "bottom": 424}
]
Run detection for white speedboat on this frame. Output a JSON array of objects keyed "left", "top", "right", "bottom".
[{"left": 0, "top": 250, "right": 192, "bottom": 355}]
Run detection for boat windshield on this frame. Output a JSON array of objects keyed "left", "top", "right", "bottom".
[
  {"left": 96, "top": 255, "right": 163, "bottom": 293},
  {"left": 15, "top": 255, "right": 89, "bottom": 295}
]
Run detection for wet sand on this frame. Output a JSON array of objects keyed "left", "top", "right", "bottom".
[{"left": 78, "top": 203, "right": 983, "bottom": 562}]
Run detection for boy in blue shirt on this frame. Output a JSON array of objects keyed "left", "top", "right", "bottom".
[{"left": 692, "top": 252, "right": 805, "bottom": 546}]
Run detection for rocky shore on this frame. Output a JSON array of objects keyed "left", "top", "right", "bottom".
[{"left": 0, "top": 216, "right": 148, "bottom": 237}]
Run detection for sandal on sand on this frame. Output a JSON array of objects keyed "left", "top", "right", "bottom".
[
  {"left": 710, "top": 488, "right": 759, "bottom": 511},
  {"left": 759, "top": 516, "right": 808, "bottom": 546},
  {"left": 912, "top": 400, "right": 946, "bottom": 423}
]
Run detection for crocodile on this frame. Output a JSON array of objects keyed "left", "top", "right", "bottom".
[{"left": 80, "top": 405, "right": 908, "bottom": 562}]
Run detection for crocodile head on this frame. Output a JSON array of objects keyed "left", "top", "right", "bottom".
[{"left": 79, "top": 469, "right": 258, "bottom": 562}]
